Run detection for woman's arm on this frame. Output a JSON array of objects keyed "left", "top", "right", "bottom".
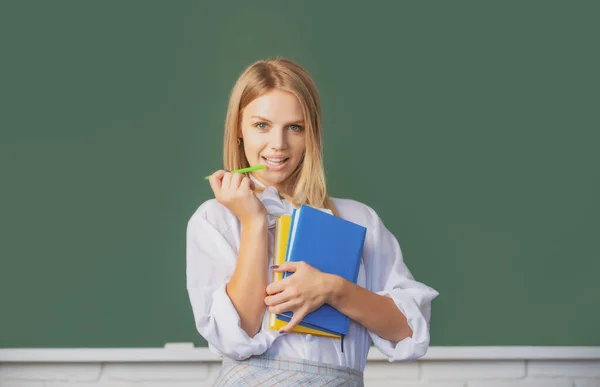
[
  {"left": 326, "top": 274, "right": 412, "bottom": 343},
  {"left": 208, "top": 170, "right": 270, "bottom": 338},
  {"left": 266, "top": 262, "right": 412, "bottom": 342},
  {"left": 226, "top": 217, "right": 269, "bottom": 337},
  {"left": 187, "top": 202, "right": 276, "bottom": 360}
]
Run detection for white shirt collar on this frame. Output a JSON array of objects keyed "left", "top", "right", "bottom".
[{"left": 248, "top": 173, "right": 294, "bottom": 227}]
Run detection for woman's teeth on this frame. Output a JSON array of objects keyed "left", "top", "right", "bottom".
[{"left": 262, "top": 157, "right": 288, "bottom": 167}]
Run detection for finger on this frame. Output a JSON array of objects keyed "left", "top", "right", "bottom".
[
  {"left": 264, "top": 290, "right": 292, "bottom": 307},
  {"left": 221, "top": 171, "right": 232, "bottom": 191},
  {"left": 272, "top": 261, "right": 300, "bottom": 274},
  {"left": 208, "top": 176, "right": 221, "bottom": 195},
  {"left": 268, "top": 300, "right": 297, "bottom": 316},
  {"left": 265, "top": 276, "right": 291, "bottom": 295},
  {"left": 230, "top": 172, "right": 243, "bottom": 190},
  {"left": 280, "top": 309, "right": 308, "bottom": 333},
  {"left": 211, "top": 169, "right": 227, "bottom": 181},
  {"left": 208, "top": 170, "right": 226, "bottom": 194},
  {"left": 240, "top": 176, "right": 254, "bottom": 191}
]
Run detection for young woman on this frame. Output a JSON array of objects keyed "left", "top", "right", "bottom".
[{"left": 186, "top": 58, "right": 439, "bottom": 386}]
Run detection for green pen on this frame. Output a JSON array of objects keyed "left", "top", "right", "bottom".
[{"left": 204, "top": 164, "right": 266, "bottom": 180}]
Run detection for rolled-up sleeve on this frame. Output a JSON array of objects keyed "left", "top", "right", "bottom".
[
  {"left": 186, "top": 203, "right": 275, "bottom": 360},
  {"left": 364, "top": 208, "right": 439, "bottom": 361}
]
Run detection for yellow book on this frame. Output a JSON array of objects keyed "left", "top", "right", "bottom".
[{"left": 268, "top": 215, "right": 341, "bottom": 339}]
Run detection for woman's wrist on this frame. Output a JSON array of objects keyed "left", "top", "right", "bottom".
[
  {"left": 240, "top": 214, "right": 268, "bottom": 230},
  {"left": 324, "top": 273, "right": 347, "bottom": 306}
]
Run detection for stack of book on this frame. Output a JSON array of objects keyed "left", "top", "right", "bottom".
[{"left": 268, "top": 204, "right": 367, "bottom": 342}]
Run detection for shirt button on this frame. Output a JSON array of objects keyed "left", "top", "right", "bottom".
[{"left": 305, "top": 334, "right": 313, "bottom": 341}]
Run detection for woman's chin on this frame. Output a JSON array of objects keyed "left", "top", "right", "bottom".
[{"left": 261, "top": 173, "right": 292, "bottom": 187}]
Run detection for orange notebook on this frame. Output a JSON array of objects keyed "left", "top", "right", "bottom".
[{"left": 268, "top": 215, "right": 341, "bottom": 339}]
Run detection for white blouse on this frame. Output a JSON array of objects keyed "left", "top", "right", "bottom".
[{"left": 186, "top": 177, "right": 439, "bottom": 372}]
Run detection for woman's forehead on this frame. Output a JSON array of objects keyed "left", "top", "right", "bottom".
[{"left": 244, "top": 90, "right": 304, "bottom": 122}]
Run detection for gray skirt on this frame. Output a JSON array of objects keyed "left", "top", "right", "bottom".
[{"left": 213, "top": 354, "right": 364, "bottom": 386}]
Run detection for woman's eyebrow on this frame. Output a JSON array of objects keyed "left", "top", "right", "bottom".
[
  {"left": 251, "top": 115, "right": 304, "bottom": 124},
  {"left": 250, "top": 115, "right": 272, "bottom": 122}
]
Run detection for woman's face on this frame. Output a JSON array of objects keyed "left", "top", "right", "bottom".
[{"left": 240, "top": 89, "right": 306, "bottom": 195}]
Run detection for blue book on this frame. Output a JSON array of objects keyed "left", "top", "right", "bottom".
[{"left": 276, "top": 204, "right": 367, "bottom": 337}]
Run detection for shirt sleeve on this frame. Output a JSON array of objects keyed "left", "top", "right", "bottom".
[
  {"left": 186, "top": 204, "right": 276, "bottom": 360},
  {"left": 364, "top": 207, "right": 440, "bottom": 361}
]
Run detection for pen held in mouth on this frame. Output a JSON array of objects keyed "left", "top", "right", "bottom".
[{"left": 204, "top": 164, "right": 266, "bottom": 180}]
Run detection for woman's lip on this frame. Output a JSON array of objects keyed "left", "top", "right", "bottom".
[{"left": 262, "top": 157, "right": 289, "bottom": 171}]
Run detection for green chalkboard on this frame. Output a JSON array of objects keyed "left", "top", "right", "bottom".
[{"left": 1, "top": 0, "right": 598, "bottom": 348}]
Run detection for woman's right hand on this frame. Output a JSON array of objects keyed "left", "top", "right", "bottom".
[{"left": 208, "top": 170, "right": 267, "bottom": 225}]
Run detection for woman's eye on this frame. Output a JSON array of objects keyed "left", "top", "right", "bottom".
[
  {"left": 255, "top": 122, "right": 268, "bottom": 130},
  {"left": 289, "top": 125, "right": 303, "bottom": 132}
]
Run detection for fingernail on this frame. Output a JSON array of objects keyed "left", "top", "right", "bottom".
[
  {"left": 270, "top": 265, "right": 279, "bottom": 269},
  {"left": 278, "top": 330, "right": 284, "bottom": 334}
]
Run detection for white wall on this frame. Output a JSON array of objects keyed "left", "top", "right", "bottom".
[{"left": 1, "top": 347, "right": 599, "bottom": 387}]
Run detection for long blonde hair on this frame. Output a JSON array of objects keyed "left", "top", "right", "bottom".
[{"left": 223, "top": 58, "right": 337, "bottom": 215}]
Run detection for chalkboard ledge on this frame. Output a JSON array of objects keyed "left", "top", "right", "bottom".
[{"left": 1, "top": 346, "right": 599, "bottom": 363}]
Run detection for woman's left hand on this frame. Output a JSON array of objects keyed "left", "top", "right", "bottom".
[{"left": 265, "top": 261, "right": 335, "bottom": 333}]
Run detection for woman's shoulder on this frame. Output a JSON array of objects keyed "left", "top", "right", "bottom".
[{"left": 187, "top": 198, "right": 237, "bottom": 233}]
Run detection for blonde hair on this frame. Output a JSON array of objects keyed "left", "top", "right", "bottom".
[{"left": 222, "top": 58, "right": 337, "bottom": 215}]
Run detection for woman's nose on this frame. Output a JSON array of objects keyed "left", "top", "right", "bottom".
[{"left": 269, "top": 127, "right": 288, "bottom": 150}]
